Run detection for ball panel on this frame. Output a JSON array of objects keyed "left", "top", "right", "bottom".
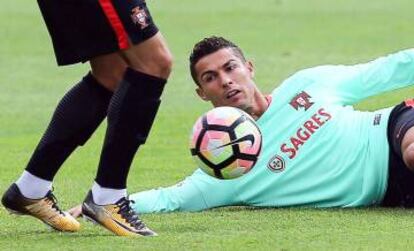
[
  {"left": 190, "top": 117, "right": 203, "bottom": 149},
  {"left": 206, "top": 107, "right": 241, "bottom": 127},
  {"left": 250, "top": 125, "right": 262, "bottom": 154},
  {"left": 221, "top": 161, "right": 246, "bottom": 179},
  {"left": 234, "top": 119, "right": 262, "bottom": 155},
  {"left": 199, "top": 130, "right": 233, "bottom": 165},
  {"left": 194, "top": 157, "right": 216, "bottom": 177},
  {"left": 237, "top": 159, "right": 255, "bottom": 171}
]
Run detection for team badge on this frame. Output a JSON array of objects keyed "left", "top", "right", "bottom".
[
  {"left": 131, "top": 7, "right": 149, "bottom": 29},
  {"left": 290, "top": 91, "right": 314, "bottom": 111},
  {"left": 267, "top": 155, "right": 285, "bottom": 173}
]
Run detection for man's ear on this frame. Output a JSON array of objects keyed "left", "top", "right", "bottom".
[
  {"left": 196, "top": 87, "right": 210, "bottom": 101},
  {"left": 246, "top": 60, "right": 255, "bottom": 78}
]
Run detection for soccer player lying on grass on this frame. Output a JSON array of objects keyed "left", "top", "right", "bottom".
[{"left": 69, "top": 36, "right": 414, "bottom": 217}]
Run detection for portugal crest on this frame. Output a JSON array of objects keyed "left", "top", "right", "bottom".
[
  {"left": 290, "top": 91, "right": 314, "bottom": 111},
  {"left": 131, "top": 7, "right": 149, "bottom": 29}
]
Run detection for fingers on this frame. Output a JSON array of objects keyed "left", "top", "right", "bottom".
[{"left": 67, "top": 205, "right": 82, "bottom": 218}]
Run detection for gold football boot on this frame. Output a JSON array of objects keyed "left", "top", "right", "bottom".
[
  {"left": 2, "top": 184, "right": 80, "bottom": 232},
  {"left": 82, "top": 191, "right": 156, "bottom": 237}
]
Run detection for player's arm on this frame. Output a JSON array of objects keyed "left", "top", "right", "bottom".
[
  {"left": 129, "top": 169, "right": 239, "bottom": 213},
  {"left": 67, "top": 205, "right": 82, "bottom": 218},
  {"left": 66, "top": 173, "right": 213, "bottom": 217},
  {"left": 65, "top": 180, "right": 209, "bottom": 217},
  {"left": 293, "top": 49, "right": 414, "bottom": 105},
  {"left": 336, "top": 49, "right": 414, "bottom": 104},
  {"left": 67, "top": 169, "right": 239, "bottom": 216}
]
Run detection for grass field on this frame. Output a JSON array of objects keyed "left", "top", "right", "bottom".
[{"left": 2, "top": 0, "right": 414, "bottom": 250}]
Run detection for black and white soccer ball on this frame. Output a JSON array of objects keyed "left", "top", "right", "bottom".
[{"left": 190, "top": 106, "right": 262, "bottom": 179}]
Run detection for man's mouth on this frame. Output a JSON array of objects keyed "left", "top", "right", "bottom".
[{"left": 226, "top": 90, "right": 241, "bottom": 99}]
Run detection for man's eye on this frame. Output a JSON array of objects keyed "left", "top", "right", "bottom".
[
  {"left": 204, "top": 75, "right": 215, "bottom": 82},
  {"left": 226, "top": 64, "right": 237, "bottom": 71}
]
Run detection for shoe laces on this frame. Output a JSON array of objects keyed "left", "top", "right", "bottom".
[
  {"left": 116, "top": 197, "right": 145, "bottom": 229},
  {"left": 45, "top": 190, "right": 65, "bottom": 216}
]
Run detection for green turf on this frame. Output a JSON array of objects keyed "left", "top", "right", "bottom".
[{"left": 1, "top": 0, "right": 414, "bottom": 250}]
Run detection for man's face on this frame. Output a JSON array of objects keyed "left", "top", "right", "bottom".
[{"left": 194, "top": 48, "right": 256, "bottom": 111}]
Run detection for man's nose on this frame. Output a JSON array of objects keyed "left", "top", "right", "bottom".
[{"left": 220, "top": 74, "right": 233, "bottom": 87}]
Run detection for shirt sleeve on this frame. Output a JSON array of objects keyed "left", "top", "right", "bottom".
[
  {"left": 291, "top": 49, "right": 414, "bottom": 105},
  {"left": 129, "top": 169, "right": 238, "bottom": 213}
]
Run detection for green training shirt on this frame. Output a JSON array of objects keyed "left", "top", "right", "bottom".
[{"left": 131, "top": 49, "right": 414, "bottom": 213}]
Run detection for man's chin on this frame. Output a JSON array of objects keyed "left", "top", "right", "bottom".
[
  {"left": 215, "top": 99, "right": 247, "bottom": 111},
  {"left": 230, "top": 102, "right": 250, "bottom": 113}
]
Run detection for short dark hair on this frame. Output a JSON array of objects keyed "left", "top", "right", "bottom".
[{"left": 189, "top": 36, "right": 246, "bottom": 85}]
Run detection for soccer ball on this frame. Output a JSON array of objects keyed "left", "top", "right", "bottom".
[{"left": 190, "top": 106, "right": 262, "bottom": 179}]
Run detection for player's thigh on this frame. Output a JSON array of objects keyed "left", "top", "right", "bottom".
[
  {"left": 120, "top": 32, "right": 173, "bottom": 79},
  {"left": 104, "top": 0, "right": 173, "bottom": 78},
  {"left": 383, "top": 101, "right": 414, "bottom": 207},
  {"left": 401, "top": 127, "right": 414, "bottom": 168},
  {"left": 389, "top": 100, "right": 414, "bottom": 170},
  {"left": 90, "top": 53, "right": 127, "bottom": 92},
  {"left": 37, "top": 0, "right": 123, "bottom": 66},
  {"left": 38, "top": 0, "right": 169, "bottom": 73},
  {"left": 382, "top": 150, "right": 414, "bottom": 207},
  {"left": 401, "top": 127, "right": 414, "bottom": 153}
]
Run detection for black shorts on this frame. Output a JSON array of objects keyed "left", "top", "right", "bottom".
[
  {"left": 381, "top": 99, "right": 414, "bottom": 207},
  {"left": 37, "top": 0, "right": 159, "bottom": 65}
]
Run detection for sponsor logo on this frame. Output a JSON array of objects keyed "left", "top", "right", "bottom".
[
  {"left": 131, "top": 7, "right": 149, "bottom": 29},
  {"left": 290, "top": 91, "right": 314, "bottom": 111},
  {"left": 280, "top": 108, "right": 332, "bottom": 159},
  {"left": 373, "top": 114, "right": 382, "bottom": 126},
  {"left": 267, "top": 155, "right": 285, "bottom": 172},
  {"left": 212, "top": 134, "right": 255, "bottom": 150}
]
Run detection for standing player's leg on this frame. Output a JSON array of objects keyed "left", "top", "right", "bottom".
[
  {"left": 80, "top": 0, "right": 172, "bottom": 236},
  {"left": 0, "top": 0, "right": 123, "bottom": 232},
  {"left": 1, "top": 69, "right": 115, "bottom": 232},
  {"left": 82, "top": 32, "right": 172, "bottom": 237},
  {"left": 2, "top": 0, "right": 172, "bottom": 236},
  {"left": 95, "top": 32, "right": 172, "bottom": 194},
  {"left": 90, "top": 53, "right": 128, "bottom": 92}
]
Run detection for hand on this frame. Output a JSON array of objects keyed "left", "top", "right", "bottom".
[{"left": 67, "top": 204, "right": 82, "bottom": 218}]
